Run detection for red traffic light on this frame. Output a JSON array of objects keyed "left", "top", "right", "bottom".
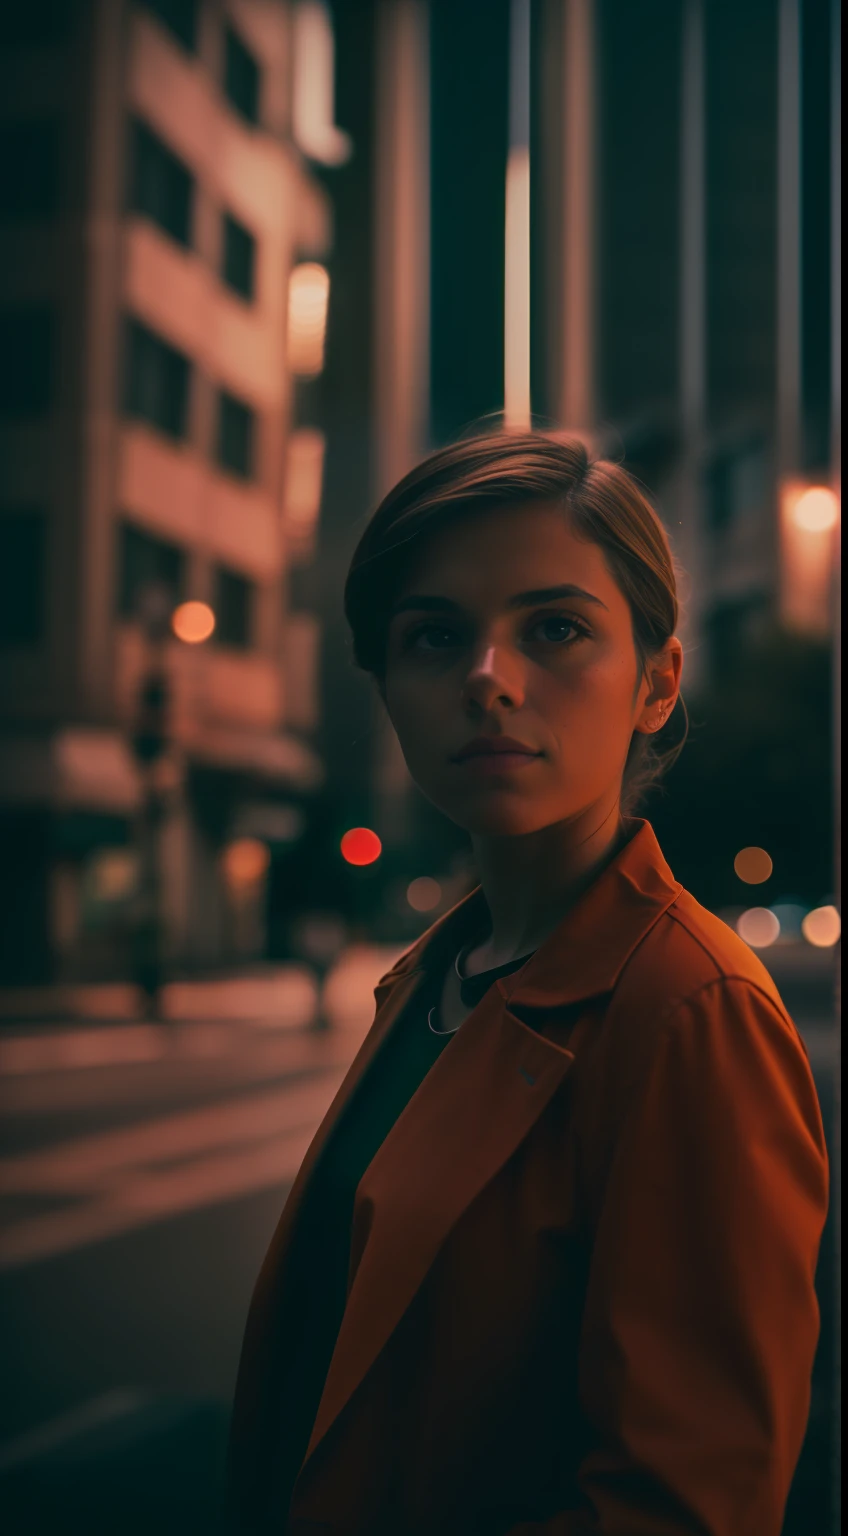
[{"left": 340, "top": 827, "right": 382, "bottom": 866}]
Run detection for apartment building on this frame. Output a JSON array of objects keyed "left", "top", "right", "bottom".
[{"left": 0, "top": 0, "right": 333, "bottom": 981}]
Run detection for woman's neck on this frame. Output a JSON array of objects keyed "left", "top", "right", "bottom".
[{"left": 469, "top": 800, "right": 627, "bottom": 967}]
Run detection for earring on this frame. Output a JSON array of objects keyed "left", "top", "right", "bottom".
[{"left": 651, "top": 704, "right": 670, "bottom": 731}]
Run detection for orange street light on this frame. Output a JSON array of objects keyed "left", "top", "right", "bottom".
[{"left": 172, "top": 601, "right": 215, "bottom": 644}]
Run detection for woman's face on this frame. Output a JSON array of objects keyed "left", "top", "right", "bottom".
[{"left": 382, "top": 503, "right": 682, "bottom": 837}]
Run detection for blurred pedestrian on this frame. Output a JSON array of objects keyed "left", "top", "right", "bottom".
[{"left": 291, "top": 911, "right": 348, "bottom": 1031}]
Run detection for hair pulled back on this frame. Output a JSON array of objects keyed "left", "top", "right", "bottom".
[{"left": 343, "top": 431, "right": 687, "bottom": 813}]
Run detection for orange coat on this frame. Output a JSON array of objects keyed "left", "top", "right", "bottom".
[{"left": 228, "top": 820, "right": 829, "bottom": 1535}]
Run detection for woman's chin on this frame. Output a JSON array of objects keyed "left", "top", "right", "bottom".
[{"left": 451, "top": 802, "right": 557, "bottom": 837}]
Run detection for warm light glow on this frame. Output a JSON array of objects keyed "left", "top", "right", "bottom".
[
  {"left": 801, "top": 905, "right": 841, "bottom": 947},
  {"left": 288, "top": 263, "right": 330, "bottom": 376},
  {"left": 779, "top": 479, "right": 838, "bottom": 636},
  {"left": 340, "top": 827, "right": 382, "bottom": 866},
  {"left": 221, "top": 838, "right": 271, "bottom": 887},
  {"left": 172, "top": 601, "right": 215, "bottom": 644},
  {"left": 791, "top": 486, "right": 839, "bottom": 533},
  {"left": 291, "top": 2, "right": 352, "bottom": 166},
  {"left": 733, "top": 846, "right": 773, "bottom": 884},
  {"left": 90, "top": 849, "right": 138, "bottom": 902},
  {"left": 406, "top": 876, "right": 442, "bottom": 913},
  {"left": 737, "top": 908, "right": 781, "bottom": 948},
  {"left": 504, "top": 145, "right": 531, "bottom": 429},
  {"left": 284, "top": 428, "right": 326, "bottom": 527}
]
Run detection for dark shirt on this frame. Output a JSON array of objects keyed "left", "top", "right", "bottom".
[{"left": 270, "top": 934, "right": 536, "bottom": 1522}]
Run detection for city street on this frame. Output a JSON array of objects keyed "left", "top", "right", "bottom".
[
  {"left": 0, "top": 946, "right": 403, "bottom": 1535},
  {"left": 0, "top": 944, "right": 838, "bottom": 1535}
]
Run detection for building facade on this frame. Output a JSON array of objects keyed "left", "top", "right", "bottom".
[{"left": 0, "top": 0, "right": 332, "bottom": 982}]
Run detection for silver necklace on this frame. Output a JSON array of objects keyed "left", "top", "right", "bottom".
[{"left": 427, "top": 941, "right": 474, "bottom": 1036}]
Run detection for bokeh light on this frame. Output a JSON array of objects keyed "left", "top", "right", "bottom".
[
  {"left": 791, "top": 486, "right": 839, "bottom": 533},
  {"left": 340, "top": 827, "right": 382, "bottom": 866},
  {"left": 90, "top": 849, "right": 138, "bottom": 902},
  {"left": 221, "top": 838, "right": 271, "bottom": 887},
  {"left": 172, "top": 601, "right": 215, "bottom": 644},
  {"left": 769, "top": 902, "right": 807, "bottom": 940},
  {"left": 736, "top": 908, "right": 781, "bottom": 948},
  {"left": 406, "top": 876, "right": 442, "bottom": 912},
  {"left": 733, "top": 846, "right": 773, "bottom": 884},
  {"left": 801, "top": 905, "right": 841, "bottom": 948},
  {"left": 287, "top": 262, "right": 330, "bottom": 376}
]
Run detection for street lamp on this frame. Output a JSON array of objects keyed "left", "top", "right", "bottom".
[{"left": 129, "top": 585, "right": 214, "bottom": 1019}]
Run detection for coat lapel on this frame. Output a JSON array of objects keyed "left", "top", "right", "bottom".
[
  {"left": 299, "top": 988, "right": 582, "bottom": 1472},
  {"left": 227, "top": 962, "right": 430, "bottom": 1490},
  {"left": 295, "top": 820, "right": 682, "bottom": 1482}
]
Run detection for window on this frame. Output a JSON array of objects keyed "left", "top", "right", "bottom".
[
  {"left": 0, "top": 119, "right": 60, "bottom": 221},
  {"left": 123, "top": 318, "right": 191, "bottom": 439},
  {"left": 222, "top": 213, "right": 256, "bottom": 301},
  {"left": 139, "top": 0, "right": 197, "bottom": 52},
  {"left": 0, "top": 509, "right": 45, "bottom": 647},
  {"left": 217, "top": 391, "right": 255, "bottom": 478},
  {"left": 118, "top": 521, "right": 186, "bottom": 620},
  {"left": 0, "top": 306, "right": 55, "bottom": 417},
  {"left": 214, "top": 567, "right": 254, "bottom": 649},
  {"left": 224, "top": 25, "right": 260, "bottom": 125},
  {"left": 129, "top": 118, "right": 194, "bottom": 247}
]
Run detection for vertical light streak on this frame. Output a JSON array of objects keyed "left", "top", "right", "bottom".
[
  {"left": 504, "top": 0, "right": 531, "bottom": 429},
  {"left": 560, "top": 0, "right": 595, "bottom": 431}
]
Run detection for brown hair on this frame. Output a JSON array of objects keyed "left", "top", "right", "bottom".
[{"left": 343, "top": 431, "right": 687, "bottom": 813}]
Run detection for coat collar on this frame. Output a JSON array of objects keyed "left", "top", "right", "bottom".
[
  {"left": 377, "top": 816, "right": 682, "bottom": 1011},
  {"left": 290, "top": 821, "right": 682, "bottom": 1485}
]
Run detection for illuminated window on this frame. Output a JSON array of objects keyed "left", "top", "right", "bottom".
[
  {"left": 224, "top": 26, "right": 260, "bottom": 125},
  {"left": 283, "top": 428, "right": 325, "bottom": 530},
  {"left": 217, "top": 391, "right": 255, "bottom": 479},
  {"left": 214, "top": 567, "right": 254, "bottom": 649},
  {"left": 0, "top": 119, "right": 60, "bottom": 220},
  {"left": 118, "top": 522, "right": 185, "bottom": 620},
  {"left": 287, "top": 263, "right": 330, "bottom": 376},
  {"left": 291, "top": 2, "right": 352, "bottom": 166},
  {"left": 0, "top": 305, "right": 55, "bottom": 417},
  {"left": 129, "top": 118, "right": 194, "bottom": 247},
  {"left": 0, "top": 508, "right": 45, "bottom": 647},
  {"left": 222, "top": 213, "right": 256, "bottom": 301},
  {"left": 139, "top": 0, "right": 197, "bottom": 52},
  {"left": 123, "top": 318, "right": 191, "bottom": 439}
]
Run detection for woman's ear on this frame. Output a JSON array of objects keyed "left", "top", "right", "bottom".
[{"left": 633, "top": 638, "right": 684, "bottom": 736}]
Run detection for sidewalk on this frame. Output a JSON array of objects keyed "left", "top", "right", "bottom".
[{"left": 0, "top": 946, "right": 409, "bottom": 1077}]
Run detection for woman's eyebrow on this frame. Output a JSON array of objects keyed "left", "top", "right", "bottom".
[{"left": 389, "top": 584, "right": 609, "bottom": 618}]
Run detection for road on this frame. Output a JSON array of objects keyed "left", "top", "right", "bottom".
[{"left": 0, "top": 945, "right": 839, "bottom": 1535}]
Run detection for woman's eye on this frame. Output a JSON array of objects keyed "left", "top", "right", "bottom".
[
  {"left": 532, "top": 615, "right": 585, "bottom": 644},
  {"left": 403, "top": 624, "right": 457, "bottom": 651},
  {"left": 403, "top": 614, "right": 587, "bottom": 651}
]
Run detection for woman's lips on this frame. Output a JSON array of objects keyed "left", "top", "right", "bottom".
[{"left": 453, "top": 751, "right": 543, "bottom": 774}]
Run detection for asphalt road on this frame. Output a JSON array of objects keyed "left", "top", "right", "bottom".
[{"left": 0, "top": 948, "right": 839, "bottom": 1536}]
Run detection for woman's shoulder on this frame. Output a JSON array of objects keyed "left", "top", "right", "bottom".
[{"left": 619, "top": 884, "right": 789, "bottom": 1024}]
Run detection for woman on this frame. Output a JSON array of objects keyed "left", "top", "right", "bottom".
[{"left": 227, "top": 434, "right": 828, "bottom": 1536}]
